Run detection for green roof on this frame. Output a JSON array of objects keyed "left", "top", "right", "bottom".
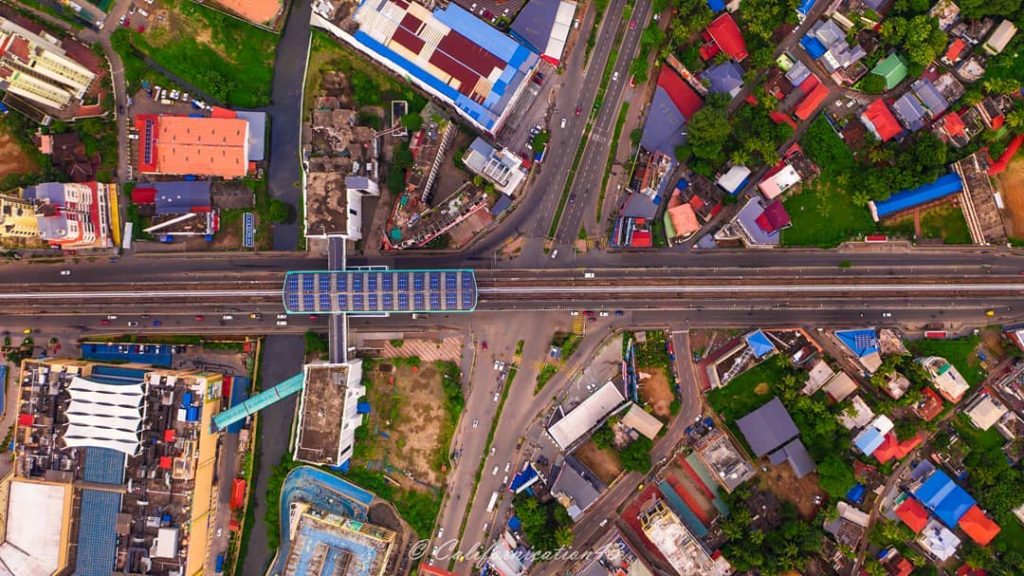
[{"left": 871, "top": 53, "right": 908, "bottom": 90}]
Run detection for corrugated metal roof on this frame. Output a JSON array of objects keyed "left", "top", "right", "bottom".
[
  {"left": 736, "top": 397, "right": 799, "bottom": 457},
  {"left": 870, "top": 172, "right": 963, "bottom": 220}
]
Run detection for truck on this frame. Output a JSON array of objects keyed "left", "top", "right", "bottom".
[
  {"left": 215, "top": 553, "right": 225, "bottom": 573},
  {"left": 486, "top": 491, "right": 499, "bottom": 513}
]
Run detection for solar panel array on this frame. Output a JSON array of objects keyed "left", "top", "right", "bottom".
[
  {"left": 283, "top": 269, "right": 477, "bottom": 314},
  {"left": 76, "top": 489, "right": 121, "bottom": 576},
  {"left": 142, "top": 118, "right": 155, "bottom": 165}
]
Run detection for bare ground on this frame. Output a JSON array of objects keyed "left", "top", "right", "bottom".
[
  {"left": 363, "top": 362, "right": 447, "bottom": 488},
  {"left": 0, "top": 131, "right": 36, "bottom": 181},
  {"left": 573, "top": 440, "right": 622, "bottom": 485},
  {"left": 638, "top": 366, "right": 673, "bottom": 419},
  {"left": 756, "top": 464, "right": 824, "bottom": 520},
  {"left": 999, "top": 156, "right": 1024, "bottom": 238}
]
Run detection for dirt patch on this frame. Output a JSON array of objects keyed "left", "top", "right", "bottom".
[
  {"left": 573, "top": 440, "right": 622, "bottom": 485},
  {"left": 361, "top": 362, "right": 448, "bottom": 488},
  {"left": 756, "top": 463, "right": 824, "bottom": 520},
  {"left": 998, "top": 156, "right": 1024, "bottom": 238},
  {"left": 368, "top": 501, "right": 404, "bottom": 532},
  {"left": 498, "top": 234, "right": 525, "bottom": 256},
  {"left": 753, "top": 382, "right": 770, "bottom": 395},
  {"left": 638, "top": 366, "right": 673, "bottom": 419},
  {"left": 212, "top": 182, "right": 255, "bottom": 210},
  {"left": 148, "top": 5, "right": 230, "bottom": 61},
  {"left": 0, "top": 130, "right": 36, "bottom": 181},
  {"left": 448, "top": 208, "right": 493, "bottom": 248}
]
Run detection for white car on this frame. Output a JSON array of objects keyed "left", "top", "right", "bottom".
[
  {"left": 599, "top": 311, "right": 609, "bottom": 317},
  {"left": 60, "top": 269, "right": 71, "bottom": 276},
  {"left": 276, "top": 320, "right": 288, "bottom": 326},
  {"left": 107, "top": 314, "right": 118, "bottom": 320},
  {"left": 504, "top": 462, "right": 511, "bottom": 472},
  {"left": 570, "top": 311, "right": 580, "bottom": 316},
  {"left": 222, "top": 314, "right": 234, "bottom": 320},
  {"left": 560, "top": 117, "right": 567, "bottom": 129},
  {"left": 882, "top": 312, "right": 892, "bottom": 317},
  {"left": 472, "top": 419, "right": 479, "bottom": 429},
  {"left": 493, "top": 392, "right": 500, "bottom": 402},
  {"left": 277, "top": 313, "right": 288, "bottom": 320},
  {"left": 493, "top": 360, "right": 502, "bottom": 371},
  {"left": 437, "top": 527, "right": 445, "bottom": 539},
  {"left": 584, "top": 272, "right": 595, "bottom": 278},
  {"left": 612, "top": 71, "right": 619, "bottom": 82},
  {"left": 550, "top": 249, "right": 559, "bottom": 259},
  {"left": 492, "top": 466, "right": 499, "bottom": 475}
]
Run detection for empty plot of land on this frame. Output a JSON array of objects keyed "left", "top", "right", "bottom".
[
  {"left": 0, "top": 130, "right": 36, "bottom": 181},
  {"left": 999, "top": 156, "right": 1024, "bottom": 239},
  {"left": 756, "top": 465, "right": 823, "bottom": 520},
  {"left": 573, "top": 440, "right": 622, "bottom": 485},
  {"left": 638, "top": 366, "right": 673, "bottom": 419},
  {"left": 362, "top": 362, "right": 447, "bottom": 487}
]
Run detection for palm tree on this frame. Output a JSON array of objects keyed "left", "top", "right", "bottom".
[
  {"left": 852, "top": 191, "right": 871, "bottom": 207},
  {"left": 1006, "top": 108, "right": 1024, "bottom": 135}
]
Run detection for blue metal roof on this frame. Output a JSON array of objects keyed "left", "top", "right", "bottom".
[
  {"left": 658, "top": 480, "right": 709, "bottom": 538},
  {"left": 704, "top": 61, "right": 745, "bottom": 95},
  {"left": 282, "top": 269, "right": 478, "bottom": 314},
  {"left": 914, "top": 469, "right": 975, "bottom": 527},
  {"left": 640, "top": 86, "right": 688, "bottom": 159},
  {"left": 75, "top": 489, "right": 120, "bottom": 576},
  {"left": 835, "top": 328, "right": 879, "bottom": 357},
  {"left": 745, "top": 329, "right": 776, "bottom": 358},
  {"left": 870, "top": 172, "right": 963, "bottom": 220},
  {"left": 798, "top": 0, "right": 818, "bottom": 15},
  {"left": 737, "top": 397, "right": 799, "bottom": 457},
  {"left": 854, "top": 426, "right": 885, "bottom": 455},
  {"left": 81, "top": 342, "right": 173, "bottom": 367},
  {"left": 510, "top": 0, "right": 560, "bottom": 55},
  {"left": 707, "top": 0, "right": 726, "bottom": 12},
  {"left": 801, "top": 35, "right": 828, "bottom": 59}
]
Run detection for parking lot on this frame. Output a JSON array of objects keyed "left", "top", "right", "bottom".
[{"left": 452, "top": 0, "right": 529, "bottom": 24}]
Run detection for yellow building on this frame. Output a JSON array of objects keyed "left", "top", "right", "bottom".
[{"left": 0, "top": 193, "right": 38, "bottom": 239}]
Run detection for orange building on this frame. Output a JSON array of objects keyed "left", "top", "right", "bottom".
[{"left": 136, "top": 114, "right": 250, "bottom": 178}]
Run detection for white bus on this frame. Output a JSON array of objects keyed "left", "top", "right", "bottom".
[{"left": 486, "top": 491, "right": 499, "bottom": 513}]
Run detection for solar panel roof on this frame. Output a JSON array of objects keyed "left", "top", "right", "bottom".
[{"left": 283, "top": 269, "right": 477, "bottom": 314}]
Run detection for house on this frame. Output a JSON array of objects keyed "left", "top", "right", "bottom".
[
  {"left": 717, "top": 165, "right": 751, "bottom": 195},
  {"left": 135, "top": 114, "right": 251, "bottom": 179},
  {"left": 838, "top": 395, "right": 875, "bottom": 429},
  {"left": 914, "top": 469, "right": 975, "bottom": 527},
  {"left": 917, "top": 519, "right": 961, "bottom": 562},
  {"left": 745, "top": 329, "right": 776, "bottom": 358},
  {"left": 919, "top": 355, "right": 970, "bottom": 403},
  {"left": 714, "top": 197, "right": 791, "bottom": 248},
  {"left": 853, "top": 415, "right": 894, "bottom": 456},
  {"left": 943, "top": 38, "right": 968, "bottom": 65},
  {"left": 964, "top": 392, "right": 1007, "bottom": 430},
  {"left": 895, "top": 495, "right": 930, "bottom": 534},
  {"left": 704, "top": 13, "right": 748, "bottom": 61},
  {"left": 673, "top": 176, "right": 724, "bottom": 222},
  {"left": 881, "top": 371, "right": 911, "bottom": 399},
  {"left": 663, "top": 191, "right": 701, "bottom": 245},
  {"left": 462, "top": 137, "right": 528, "bottom": 196},
  {"left": 768, "top": 438, "right": 817, "bottom": 478},
  {"left": 892, "top": 91, "right": 929, "bottom": 131},
  {"left": 861, "top": 99, "right": 902, "bottom": 142},
  {"left": 929, "top": 0, "right": 960, "bottom": 31},
  {"left": 911, "top": 79, "right": 949, "bottom": 118},
  {"left": 982, "top": 20, "right": 1017, "bottom": 55},
  {"left": 834, "top": 328, "right": 882, "bottom": 373},
  {"left": 550, "top": 458, "right": 603, "bottom": 521},
  {"left": 803, "top": 359, "right": 835, "bottom": 395},
  {"left": 872, "top": 432, "right": 923, "bottom": 463},
  {"left": 621, "top": 403, "right": 664, "bottom": 439},
  {"left": 913, "top": 387, "right": 944, "bottom": 421},
  {"left": 871, "top": 53, "right": 909, "bottom": 90},
  {"left": 824, "top": 501, "right": 869, "bottom": 547},
  {"left": 934, "top": 111, "right": 970, "bottom": 147},
  {"left": 509, "top": 0, "right": 576, "bottom": 66},
  {"left": 641, "top": 66, "right": 704, "bottom": 160},
  {"left": 703, "top": 61, "right": 745, "bottom": 97},
  {"left": 958, "top": 505, "right": 1001, "bottom": 546},
  {"left": 823, "top": 371, "right": 858, "bottom": 403},
  {"left": 794, "top": 82, "right": 831, "bottom": 120}
]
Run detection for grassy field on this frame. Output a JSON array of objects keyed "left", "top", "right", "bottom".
[
  {"left": 909, "top": 335, "right": 987, "bottom": 386},
  {"left": 952, "top": 413, "right": 1006, "bottom": 452},
  {"left": 122, "top": 0, "right": 277, "bottom": 107},
  {"left": 919, "top": 204, "right": 972, "bottom": 244},
  {"left": 707, "top": 360, "right": 789, "bottom": 423},
  {"left": 782, "top": 173, "right": 876, "bottom": 247}
]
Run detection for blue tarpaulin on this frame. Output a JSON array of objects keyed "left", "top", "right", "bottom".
[
  {"left": 706, "top": 0, "right": 725, "bottom": 12},
  {"left": 508, "top": 516, "right": 522, "bottom": 531},
  {"left": 800, "top": 35, "right": 828, "bottom": 59},
  {"left": 797, "top": 0, "right": 817, "bottom": 15},
  {"left": 357, "top": 401, "right": 371, "bottom": 414},
  {"left": 846, "top": 483, "right": 866, "bottom": 504}
]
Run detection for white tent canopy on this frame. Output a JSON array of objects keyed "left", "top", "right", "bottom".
[{"left": 61, "top": 376, "right": 144, "bottom": 456}]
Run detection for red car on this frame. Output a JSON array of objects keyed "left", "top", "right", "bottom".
[
  {"left": 100, "top": 319, "right": 111, "bottom": 326},
  {"left": 481, "top": 341, "right": 488, "bottom": 350},
  {"left": 629, "top": 19, "right": 637, "bottom": 30},
  {"left": 309, "top": 315, "right": 320, "bottom": 321},
  {"left": 575, "top": 105, "right": 581, "bottom": 116},
  {"left": 195, "top": 315, "right": 205, "bottom": 321}
]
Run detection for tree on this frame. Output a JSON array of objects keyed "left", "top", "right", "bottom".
[
  {"left": 591, "top": 423, "right": 615, "bottom": 450},
  {"left": 818, "top": 455, "right": 855, "bottom": 498},
  {"left": 983, "top": 77, "right": 1023, "bottom": 95},
  {"left": 554, "top": 526, "right": 574, "bottom": 548},
  {"left": 739, "top": 0, "right": 800, "bottom": 42},
  {"left": 400, "top": 112, "right": 423, "bottom": 132},
  {"left": 880, "top": 15, "right": 949, "bottom": 68},
  {"left": 686, "top": 103, "right": 731, "bottom": 167},
  {"left": 268, "top": 198, "right": 289, "bottom": 223},
  {"left": 1006, "top": 107, "right": 1024, "bottom": 134},
  {"left": 619, "top": 436, "right": 653, "bottom": 472},
  {"left": 958, "top": 0, "right": 1022, "bottom": 18}
]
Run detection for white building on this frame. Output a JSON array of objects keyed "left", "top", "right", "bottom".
[
  {"left": 547, "top": 381, "right": 627, "bottom": 450},
  {"left": 463, "top": 137, "right": 528, "bottom": 197},
  {"left": 919, "top": 356, "right": 970, "bottom": 403},
  {"left": 0, "top": 17, "right": 96, "bottom": 111},
  {"left": 293, "top": 362, "right": 367, "bottom": 467},
  {"left": 638, "top": 499, "right": 731, "bottom": 576},
  {"left": 964, "top": 393, "right": 1007, "bottom": 431}
]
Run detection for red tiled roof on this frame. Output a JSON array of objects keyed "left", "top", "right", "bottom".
[
  {"left": 959, "top": 505, "right": 1001, "bottom": 546},
  {"left": 688, "top": 194, "right": 706, "bottom": 211},
  {"left": 7, "top": 36, "right": 30, "bottom": 62},
  {"left": 706, "top": 13, "right": 748, "bottom": 61},
  {"left": 915, "top": 387, "right": 944, "bottom": 421},
  {"left": 392, "top": 26, "right": 426, "bottom": 54},
  {"left": 795, "top": 83, "right": 830, "bottom": 120},
  {"left": 945, "top": 38, "right": 967, "bottom": 63},
  {"left": 862, "top": 99, "right": 901, "bottom": 142},
  {"left": 891, "top": 558, "right": 913, "bottom": 576},
  {"left": 769, "top": 110, "right": 798, "bottom": 129},
  {"left": 989, "top": 134, "right": 1024, "bottom": 175},
  {"left": 942, "top": 111, "right": 966, "bottom": 137},
  {"left": 419, "top": 564, "right": 456, "bottom": 576},
  {"left": 631, "top": 229, "right": 652, "bottom": 247},
  {"left": 873, "top": 432, "right": 922, "bottom": 463},
  {"left": 656, "top": 66, "right": 703, "bottom": 119},
  {"left": 957, "top": 565, "right": 988, "bottom": 576},
  {"left": 895, "top": 497, "right": 929, "bottom": 533},
  {"left": 799, "top": 73, "right": 820, "bottom": 94},
  {"left": 699, "top": 41, "right": 721, "bottom": 61}
]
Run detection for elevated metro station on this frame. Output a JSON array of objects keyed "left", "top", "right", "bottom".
[{"left": 282, "top": 269, "right": 478, "bottom": 315}]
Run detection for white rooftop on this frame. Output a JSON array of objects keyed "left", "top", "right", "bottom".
[
  {"left": 548, "top": 381, "right": 626, "bottom": 450},
  {"left": 0, "top": 480, "right": 68, "bottom": 576},
  {"left": 62, "top": 375, "right": 145, "bottom": 456}
]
